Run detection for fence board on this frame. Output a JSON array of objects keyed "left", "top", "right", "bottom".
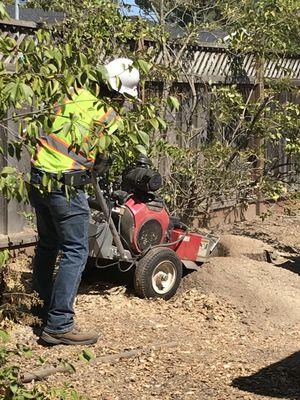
[{"left": 0, "top": 21, "right": 299, "bottom": 236}]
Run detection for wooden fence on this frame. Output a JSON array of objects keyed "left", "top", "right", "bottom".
[
  {"left": 150, "top": 40, "right": 300, "bottom": 85},
  {"left": 0, "top": 19, "right": 299, "bottom": 238}
]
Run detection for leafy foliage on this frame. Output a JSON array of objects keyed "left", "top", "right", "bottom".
[
  {"left": 0, "top": 334, "right": 86, "bottom": 399},
  {"left": 135, "top": 0, "right": 220, "bottom": 25},
  {"left": 151, "top": 80, "right": 299, "bottom": 224},
  {"left": 0, "top": 1, "right": 170, "bottom": 200},
  {"left": 0, "top": 0, "right": 299, "bottom": 223},
  {"left": 219, "top": 0, "right": 300, "bottom": 55},
  {"left": 140, "top": 0, "right": 300, "bottom": 224},
  {"left": 26, "top": 0, "right": 152, "bottom": 63},
  {"left": 0, "top": 251, "right": 41, "bottom": 326}
]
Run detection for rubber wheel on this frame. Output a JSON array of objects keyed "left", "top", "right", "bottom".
[{"left": 134, "top": 247, "right": 183, "bottom": 300}]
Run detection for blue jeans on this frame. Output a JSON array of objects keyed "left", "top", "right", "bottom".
[{"left": 29, "top": 169, "right": 90, "bottom": 333}]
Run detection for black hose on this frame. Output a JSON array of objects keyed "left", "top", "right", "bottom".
[{"left": 138, "top": 225, "right": 189, "bottom": 258}]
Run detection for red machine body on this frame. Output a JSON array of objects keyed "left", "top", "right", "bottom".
[
  {"left": 121, "top": 199, "right": 211, "bottom": 262},
  {"left": 88, "top": 155, "right": 219, "bottom": 300},
  {"left": 169, "top": 229, "right": 210, "bottom": 262},
  {"left": 123, "top": 197, "right": 170, "bottom": 253}
]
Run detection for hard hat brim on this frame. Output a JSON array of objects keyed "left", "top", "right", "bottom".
[
  {"left": 119, "top": 86, "right": 138, "bottom": 98},
  {"left": 107, "top": 79, "right": 138, "bottom": 98}
]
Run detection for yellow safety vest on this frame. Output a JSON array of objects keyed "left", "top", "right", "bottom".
[{"left": 32, "top": 89, "right": 119, "bottom": 173}]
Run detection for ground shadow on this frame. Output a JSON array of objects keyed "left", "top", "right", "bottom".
[
  {"left": 23, "top": 258, "right": 133, "bottom": 297},
  {"left": 79, "top": 260, "right": 135, "bottom": 296},
  {"left": 276, "top": 256, "right": 300, "bottom": 276},
  {"left": 79, "top": 261, "right": 194, "bottom": 296},
  {"left": 232, "top": 351, "right": 300, "bottom": 399}
]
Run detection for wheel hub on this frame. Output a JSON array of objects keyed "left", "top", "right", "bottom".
[{"left": 151, "top": 261, "right": 177, "bottom": 294}]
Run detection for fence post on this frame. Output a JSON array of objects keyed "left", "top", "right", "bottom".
[{"left": 251, "top": 54, "right": 265, "bottom": 216}]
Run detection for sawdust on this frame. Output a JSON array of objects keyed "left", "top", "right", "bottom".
[
  {"left": 179, "top": 256, "right": 300, "bottom": 329},
  {"left": 6, "top": 210, "right": 300, "bottom": 399},
  {"left": 216, "top": 234, "right": 274, "bottom": 260}
]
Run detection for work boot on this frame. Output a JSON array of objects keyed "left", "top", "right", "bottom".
[{"left": 41, "top": 326, "right": 99, "bottom": 346}]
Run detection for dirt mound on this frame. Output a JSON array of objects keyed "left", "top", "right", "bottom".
[
  {"left": 216, "top": 234, "right": 274, "bottom": 261},
  {"left": 221, "top": 214, "right": 300, "bottom": 254},
  {"left": 180, "top": 252, "right": 300, "bottom": 329}
]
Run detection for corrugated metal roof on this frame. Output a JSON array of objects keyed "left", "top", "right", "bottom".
[
  {"left": 6, "top": 5, "right": 64, "bottom": 24},
  {"left": 167, "top": 26, "right": 227, "bottom": 43}
]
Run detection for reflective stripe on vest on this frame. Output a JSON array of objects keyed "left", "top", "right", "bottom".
[
  {"left": 32, "top": 89, "right": 119, "bottom": 173},
  {"left": 39, "top": 135, "right": 94, "bottom": 169}
]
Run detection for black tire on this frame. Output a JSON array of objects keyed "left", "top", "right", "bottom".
[{"left": 134, "top": 247, "right": 182, "bottom": 300}]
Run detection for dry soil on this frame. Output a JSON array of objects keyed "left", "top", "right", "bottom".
[{"left": 7, "top": 211, "right": 300, "bottom": 400}]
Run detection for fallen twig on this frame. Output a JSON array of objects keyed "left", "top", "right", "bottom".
[
  {"left": 21, "top": 341, "right": 178, "bottom": 383},
  {"left": 21, "top": 365, "right": 74, "bottom": 383}
]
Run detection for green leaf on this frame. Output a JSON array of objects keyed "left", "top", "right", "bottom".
[
  {"left": 128, "top": 132, "right": 139, "bottom": 144},
  {"left": 47, "top": 178, "right": 52, "bottom": 193},
  {"left": 24, "top": 349, "right": 33, "bottom": 358},
  {"left": 18, "top": 179, "right": 25, "bottom": 198},
  {"left": 112, "top": 135, "right": 121, "bottom": 145},
  {"left": 1, "top": 166, "right": 16, "bottom": 175},
  {"left": 62, "top": 121, "right": 72, "bottom": 136},
  {"left": 136, "top": 144, "right": 147, "bottom": 155},
  {"left": 97, "top": 65, "right": 109, "bottom": 82},
  {"left": 51, "top": 80, "right": 60, "bottom": 96},
  {"left": 79, "top": 53, "right": 88, "bottom": 67},
  {"left": 79, "top": 349, "right": 95, "bottom": 362},
  {"left": 0, "top": 329, "right": 9, "bottom": 342},
  {"left": 9, "top": 382, "right": 18, "bottom": 394},
  {"left": 53, "top": 49, "right": 62, "bottom": 66},
  {"left": 136, "top": 59, "right": 151, "bottom": 74},
  {"left": 25, "top": 39, "right": 36, "bottom": 53},
  {"left": 22, "top": 392, "right": 35, "bottom": 399},
  {"left": 16, "top": 344, "right": 33, "bottom": 358},
  {"left": 20, "top": 83, "right": 34, "bottom": 104},
  {"left": 38, "top": 356, "right": 46, "bottom": 365},
  {"left": 87, "top": 70, "right": 98, "bottom": 82},
  {"left": 99, "top": 134, "right": 111, "bottom": 150},
  {"left": 156, "top": 117, "right": 167, "bottom": 130},
  {"left": 42, "top": 173, "right": 49, "bottom": 187},
  {"left": 149, "top": 118, "right": 159, "bottom": 130},
  {"left": 3, "top": 81, "right": 21, "bottom": 103},
  {"left": 0, "top": 2, "right": 8, "bottom": 19},
  {"left": 138, "top": 130, "right": 149, "bottom": 147},
  {"left": 65, "top": 43, "right": 72, "bottom": 57},
  {"left": 167, "top": 96, "right": 180, "bottom": 111},
  {"left": 44, "top": 49, "right": 53, "bottom": 59}
]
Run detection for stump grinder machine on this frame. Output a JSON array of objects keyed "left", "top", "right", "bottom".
[{"left": 87, "top": 155, "right": 219, "bottom": 300}]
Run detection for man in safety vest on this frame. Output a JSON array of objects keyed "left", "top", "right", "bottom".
[{"left": 30, "top": 58, "right": 140, "bottom": 345}]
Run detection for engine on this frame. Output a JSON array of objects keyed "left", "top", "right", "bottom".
[
  {"left": 117, "top": 156, "right": 169, "bottom": 253},
  {"left": 120, "top": 197, "right": 170, "bottom": 253},
  {"left": 88, "top": 155, "right": 218, "bottom": 265},
  {"left": 89, "top": 155, "right": 170, "bottom": 257}
]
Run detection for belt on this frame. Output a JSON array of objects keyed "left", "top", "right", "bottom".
[{"left": 31, "top": 167, "right": 92, "bottom": 188}]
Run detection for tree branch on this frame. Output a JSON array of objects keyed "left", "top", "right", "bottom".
[{"left": 21, "top": 341, "right": 178, "bottom": 383}]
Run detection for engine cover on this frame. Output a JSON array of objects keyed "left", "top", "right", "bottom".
[{"left": 120, "top": 197, "right": 170, "bottom": 253}]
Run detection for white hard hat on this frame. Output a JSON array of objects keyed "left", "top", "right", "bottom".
[{"left": 104, "top": 58, "right": 140, "bottom": 98}]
